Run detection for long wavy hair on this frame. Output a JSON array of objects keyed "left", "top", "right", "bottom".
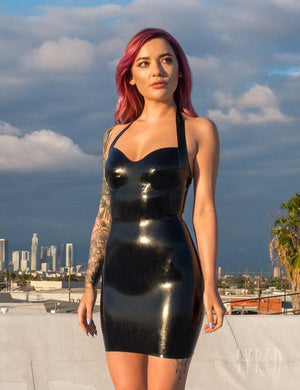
[{"left": 114, "top": 28, "right": 197, "bottom": 124}]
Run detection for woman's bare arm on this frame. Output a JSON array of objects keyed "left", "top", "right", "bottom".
[
  {"left": 191, "top": 117, "right": 225, "bottom": 331},
  {"left": 85, "top": 126, "right": 114, "bottom": 290},
  {"left": 78, "top": 126, "right": 114, "bottom": 335}
]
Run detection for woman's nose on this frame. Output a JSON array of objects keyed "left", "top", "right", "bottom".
[{"left": 151, "top": 62, "right": 163, "bottom": 77}]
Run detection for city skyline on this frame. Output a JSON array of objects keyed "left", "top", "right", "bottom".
[
  {"left": 0, "top": 232, "right": 280, "bottom": 277},
  {"left": 0, "top": 1, "right": 299, "bottom": 275},
  {"left": 1, "top": 234, "right": 76, "bottom": 273}
]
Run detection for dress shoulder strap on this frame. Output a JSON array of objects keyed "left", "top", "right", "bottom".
[
  {"left": 176, "top": 110, "right": 191, "bottom": 177},
  {"left": 110, "top": 122, "right": 133, "bottom": 148}
]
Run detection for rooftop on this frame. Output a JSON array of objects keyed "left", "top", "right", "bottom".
[{"left": 0, "top": 292, "right": 299, "bottom": 390}]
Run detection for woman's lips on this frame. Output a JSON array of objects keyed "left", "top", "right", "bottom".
[{"left": 150, "top": 82, "right": 166, "bottom": 88}]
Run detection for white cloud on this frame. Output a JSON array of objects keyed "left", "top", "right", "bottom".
[
  {"left": 68, "top": 4, "right": 122, "bottom": 18},
  {"left": 273, "top": 52, "right": 300, "bottom": 64},
  {"left": 187, "top": 55, "right": 221, "bottom": 74},
  {"left": 291, "top": 71, "right": 300, "bottom": 77},
  {"left": 23, "top": 37, "right": 96, "bottom": 71},
  {"left": 96, "top": 37, "right": 126, "bottom": 60},
  {"left": 238, "top": 84, "right": 278, "bottom": 108},
  {"left": 0, "top": 121, "right": 22, "bottom": 135},
  {"left": 0, "top": 76, "right": 28, "bottom": 86},
  {"left": 0, "top": 127, "right": 99, "bottom": 172},
  {"left": 269, "top": 0, "right": 300, "bottom": 10},
  {"left": 208, "top": 83, "right": 294, "bottom": 126}
]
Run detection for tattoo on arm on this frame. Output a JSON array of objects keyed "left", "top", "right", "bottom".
[{"left": 85, "top": 127, "right": 114, "bottom": 289}]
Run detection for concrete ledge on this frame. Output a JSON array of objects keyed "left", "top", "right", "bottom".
[{"left": 0, "top": 314, "right": 299, "bottom": 390}]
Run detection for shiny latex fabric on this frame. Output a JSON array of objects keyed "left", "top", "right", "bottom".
[{"left": 101, "top": 111, "right": 204, "bottom": 359}]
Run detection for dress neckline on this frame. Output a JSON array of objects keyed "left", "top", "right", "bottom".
[
  {"left": 112, "top": 146, "right": 178, "bottom": 163},
  {"left": 109, "top": 111, "right": 182, "bottom": 163},
  {"left": 107, "top": 110, "right": 192, "bottom": 176}
]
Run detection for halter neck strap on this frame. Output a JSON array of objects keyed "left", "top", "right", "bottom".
[{"left": 176, "top": 110, "right": 191, "bottom": 177}]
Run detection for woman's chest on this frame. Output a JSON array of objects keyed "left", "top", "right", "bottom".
[{"left": 105, "top": 146, "right": 186, "bottom": 192}]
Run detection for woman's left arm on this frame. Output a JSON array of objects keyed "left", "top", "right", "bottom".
[{"left": 192, "top": 117, "right": 226, "bottom": 332}]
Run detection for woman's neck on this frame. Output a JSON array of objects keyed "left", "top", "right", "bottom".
[{"left": 138, "top": 100, "right": 177, "bottom": 123}]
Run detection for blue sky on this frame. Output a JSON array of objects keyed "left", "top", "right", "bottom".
[
  {"left": 0, "top": 0, "right": 299, "bottom": 275},
  {"left": 0, "top": 0, "right": 133, "bottom": 15}
]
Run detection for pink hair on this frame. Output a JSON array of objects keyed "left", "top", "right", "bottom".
[{"left": 114, "top": 28, "right": 197, "bottom": 124}]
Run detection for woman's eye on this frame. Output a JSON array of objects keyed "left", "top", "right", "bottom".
[
  {"left": 138, "top": 61, "right": 149, "bottom": 67},
  {"left": 162, "top": 57, "right": 172, "bottom": 64}
]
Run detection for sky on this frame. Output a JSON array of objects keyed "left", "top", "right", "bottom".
[{"left": 0, "top": 0, "right": 299, "bottom": 275}]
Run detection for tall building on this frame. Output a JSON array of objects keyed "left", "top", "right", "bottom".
[
  {"left": 12, "top": 251, "right": 20, "bottom": 271},
  {"left": 218, "top": 266, "right": 223, "bottom": 279},
  {"left": 0, "top": 238, "right": 8, "bottom": 271},
  {"left": 40, "top": 246, "right": 48, "bottom": 265},
  {"left": 30, "top": 233, "right": 39, "bottom": 271},
  {"left": 65, "top": 243, "right": 74, "bottom": 268},
  {"left": 21, "top": 251, "right": 30, "bottom": 271},
  {"left": 49, "top": 246, "right": 58, "bottom": 271}
]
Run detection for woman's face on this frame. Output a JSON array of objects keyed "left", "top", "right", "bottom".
[{"left": 129, "top": 38, "right": 180, "bottom": 104}]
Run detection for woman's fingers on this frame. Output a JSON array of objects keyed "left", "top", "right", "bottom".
[
  {"left": 203, "top": 289, "right": 226, "bottom": 333},
  {"left": 85, "top": 291, "right": 97, "bottom": 336},
  {"left": 87, "top": 317, "right": 97, "bottom": 337},
  {"left": 204, "top": 304, "right": 226, "bottom": 333},
  {"left": 77, "top": 290, "right": 98, "bottom": 337},
  {"left": 204, "top": 308, "right": 215, "bottom": 332}
]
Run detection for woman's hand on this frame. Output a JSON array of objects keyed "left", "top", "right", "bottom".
[
  {"left": 203, "top": 286, "right": 226, "bottom": 333},
  {"left": 77, "top": 285, "right": 98, "bottom": 337}
]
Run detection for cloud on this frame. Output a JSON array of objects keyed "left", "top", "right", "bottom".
[
  {"left": 268, "top": 67, "right": 300, "bottom": 77},
  {"left": 0, "top": 0, "right": 299, "bottom": 273},
  {"left": 269, "top": 0, "right": 300, "bottom": 10},
  {"left": 208, "top": 83, "right": 294, "bottom": 126},
  {"left": 0, "top": 121, "right": 22, "bottom": 135},
  {"left": 96, "top": 37, "right": 126, "bottom": 59},
  {"left": 273, "top": 52, "right": 300, "bottom": 64},
  {"left": 187, "top": 55, "right": 221, "bottom": 74},
  {"left": 0, "top": 126, "right": 99, "bottom": 172},
  {"left": 23, "top": 37, "right": 96, "bottom": 71}
]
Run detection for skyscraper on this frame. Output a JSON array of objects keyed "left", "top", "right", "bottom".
[
  {"left": 39, "top": 246, "right": 48, "bottom": 271},
  {"left": 30, "top": 233, "right": 39, "bottom": 271},
  {"left": 65, "top": 243, "right": 74, "bottom": 268},
  {"left": 40, "top": 246, "right": 48, "bottom": 264},
  {"left": 217, "top": 266, "right": 223, "bottom": 279},
  {"left": 21, "top": 251, "right": 30, "bottom": 272},
  {"left": 49, "top": 245, "right": 58, "bottom": 271},
  {"left": 0, "top": 238, "right": 8, "bottom": 271},
  {"left": 12, "top": 251, "right": 20, "bottom": 271}
]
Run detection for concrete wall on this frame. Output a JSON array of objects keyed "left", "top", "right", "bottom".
[
  {"left": 11, "top": 290, "right": 91, "bottom": 304},
  {"left": 0, "top": 314, "right": 299, "bottom": 390},
  {"left": 29, "top": 281, "right": 85, "bottom": 291}
]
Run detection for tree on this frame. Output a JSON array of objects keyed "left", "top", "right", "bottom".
[{"left": 269, "top": 193, "right": 300, "bottom": 313}]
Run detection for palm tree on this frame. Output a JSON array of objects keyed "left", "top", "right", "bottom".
[{"left": 269, "top": 193, "right": 300, "bottom": 314}]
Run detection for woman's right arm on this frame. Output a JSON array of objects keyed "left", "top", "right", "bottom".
[{"left": 78, "top": 126, "right": 114, "bottom": 336}]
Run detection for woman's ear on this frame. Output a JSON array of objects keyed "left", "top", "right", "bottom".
[{"left": 129, "top": 79, "right": 135, "bottom": 85}]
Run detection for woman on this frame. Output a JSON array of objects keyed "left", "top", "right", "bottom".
[{"left": 78, "top": 28, "right": 226, "bottom": 390}]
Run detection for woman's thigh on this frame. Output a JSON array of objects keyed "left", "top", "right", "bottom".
[
  {"left": 105, "top": 351, "right": 148, "bottom": 390},
  {"left": 147, "top": 355, "right": 192, "bottom": 390}
]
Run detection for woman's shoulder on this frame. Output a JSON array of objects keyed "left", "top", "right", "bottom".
[
  {"left": 102, "top": 122, "right": 131, "bottom": 153},
  {"left": 183, "top": 114, "right": 218, "bottom": 141},
  {"left": 104, "top": 123, "right": 130, "bottom": 142},
  {"left": 183, "top": 114, "right": 217, "bottom": 129}
]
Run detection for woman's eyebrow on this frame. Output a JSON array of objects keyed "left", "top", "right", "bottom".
[{"left": 135, "top": 52, "right": 173, "bottom": 62}]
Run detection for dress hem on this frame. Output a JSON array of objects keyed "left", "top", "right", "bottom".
[{"left": 104, "top": 348, "right": 194, "bottom": 360}]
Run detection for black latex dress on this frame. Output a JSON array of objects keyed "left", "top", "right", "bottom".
[{"left": 101, "top": 111, "right": 204, "bottom": 359}]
